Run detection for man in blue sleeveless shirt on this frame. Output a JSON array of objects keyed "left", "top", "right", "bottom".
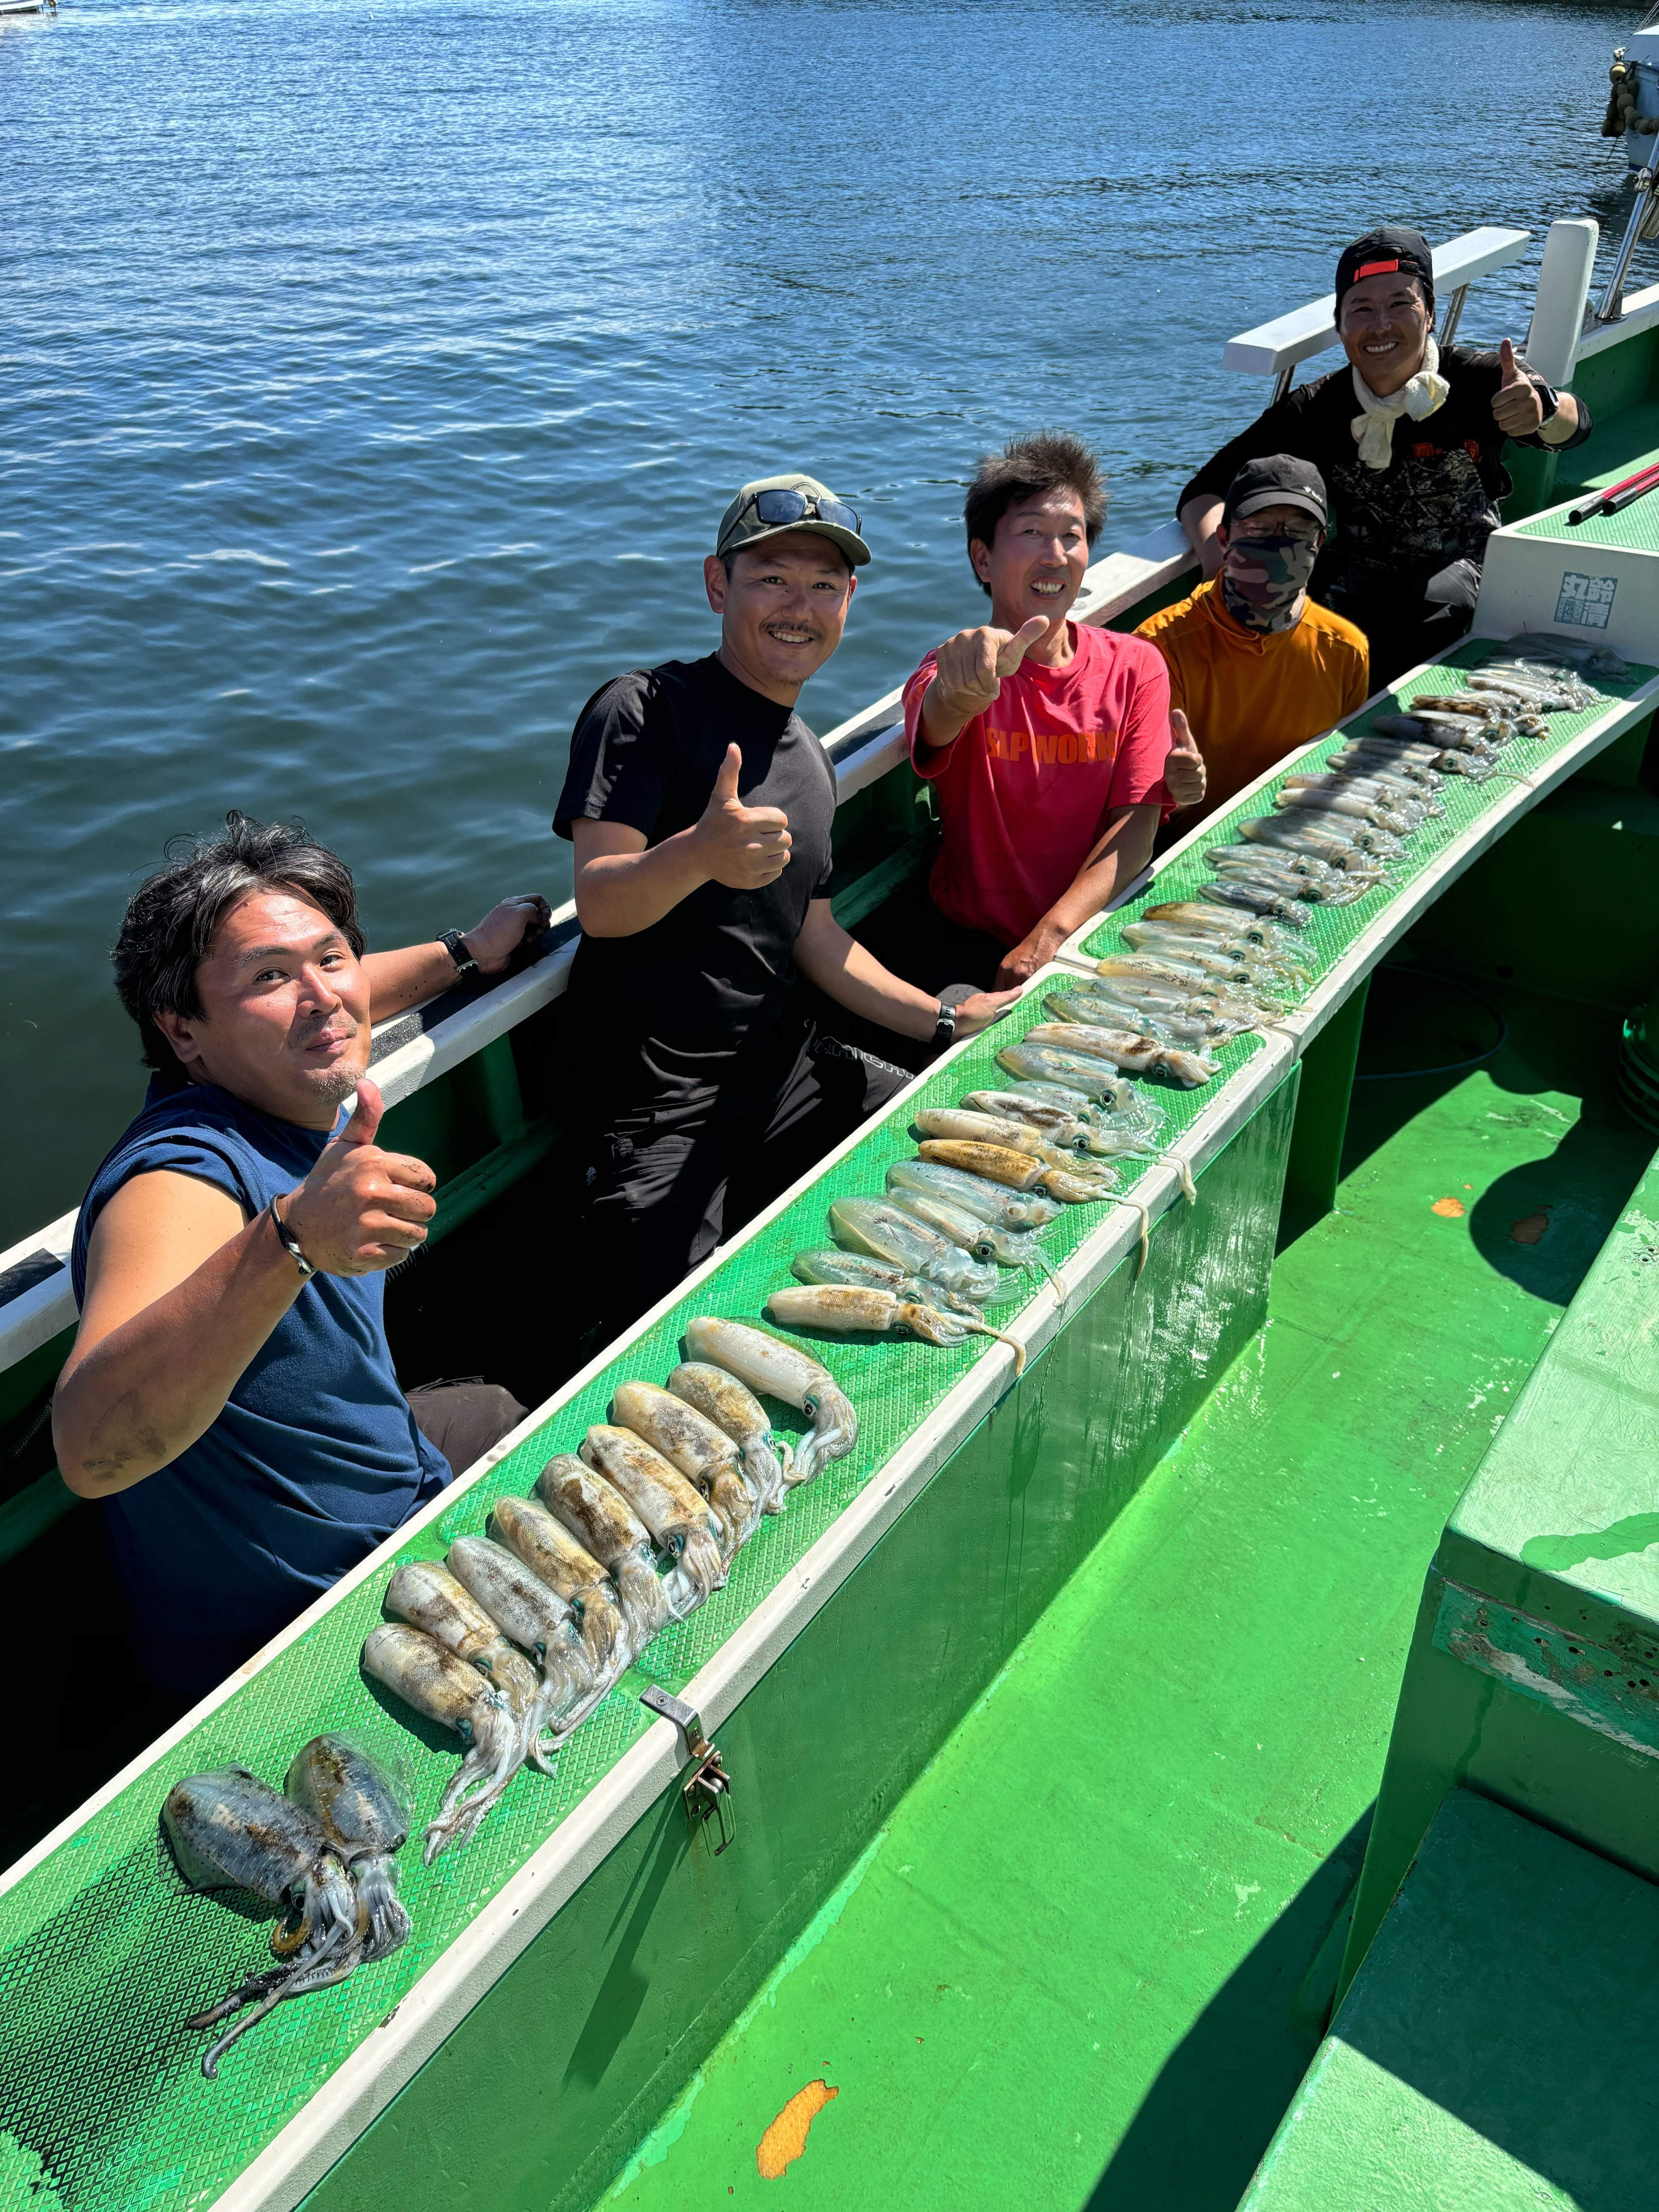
[{"left": 57, "top": 813, "right": 549, "bottom": 1703}]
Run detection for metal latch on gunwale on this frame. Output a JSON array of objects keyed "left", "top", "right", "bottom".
[{"left": 639, "top": 1685, "right": 736, "bottom": 1855}]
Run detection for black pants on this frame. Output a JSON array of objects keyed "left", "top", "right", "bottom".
[
  {"left": 584, "top": 1024, "right": 910, "bottom": 1331},
  {"left": 406, "top": 1378, "right": 527, "bottom": 1476},
  {"left": 825, "top": 876, "right": 1013, "bottom": 1076},
  {"left": 854, "top": 872, "right": 1010, "bottom": 996},
  {"left": 1356, "top": 601, "right": 1475, "bottom": 693}
]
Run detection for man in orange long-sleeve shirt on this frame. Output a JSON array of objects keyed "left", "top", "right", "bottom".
[{"left": 1137, "top": 455, "right": 1368, "bottom": 830}]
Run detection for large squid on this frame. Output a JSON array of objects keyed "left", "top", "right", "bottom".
[{"left": 162, "top": 1755, "right": 402, "bottom": 2077}]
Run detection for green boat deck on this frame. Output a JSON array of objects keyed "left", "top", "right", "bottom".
[
  {"left": 596, "top": 979, "right": 1654, "bottom": 2212},
  {"left": 1241, "top": 1789, "right": 1659, "bottom": 2212}
]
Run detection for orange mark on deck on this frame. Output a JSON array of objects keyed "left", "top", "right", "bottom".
[
  {"left": 1430, "top": 1197, "right": 1466, "bottom": 1218},
  {"left": 1510, "top": 1207, "right": 1551, "bottom": 1245},
  {"left": 757, "top": 2079, "right": 839, "bottom": 2179}
]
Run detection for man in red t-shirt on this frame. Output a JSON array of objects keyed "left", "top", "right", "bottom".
[{"left": 898, "top": 431, "right": 1204, "bottom": 990}]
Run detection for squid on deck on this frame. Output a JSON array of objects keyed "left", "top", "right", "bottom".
[
  {"left": 613, "top": 1378, "right": 763, "bottom": 1553},
  {"left": 667, "top": 1360, "right": 793, "bottom": 1514},
  {"left": 828, "top": 1195, "right": 1002, "bottom": 1305},
  {"left": 528, "top": 1458, "right": 678, "bottom": 1652},
  {"left": 446, "top": 1533, "right": 609, "bottom": 1744},
  {"left": 162, "top": 1762, "right": 376, "bottom": 2076},
  {"left": 361, "top": 1622, "right": 525, "bottom": 1864},
  {"left": 684, "top": 1315, "right": 859, "bottom": 1488},
  {"left": 490, "top": 1489, "right": 633, "bottom": 1682},
  {"left": 581, "top": 1424, "right": 730, "bottom": 1608},
  {"left": 285, "top": 1733, "right": 412, "bottom": 1964},
  {"left": 765, "top": 1285, "right": 1025, "bottom": 1376}
]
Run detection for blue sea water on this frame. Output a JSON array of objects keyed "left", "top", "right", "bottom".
[{"left": 0, "top": 0, "right": 1646, "bottom": 1244}]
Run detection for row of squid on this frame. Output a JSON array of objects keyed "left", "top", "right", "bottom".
[
  {"left": 154, "top": 986, "right": 1253, "bottom": 2082},
  {"left": 360, "top": 1320, "right": 860, "bottom": 1862},
  {"left": 162, "top": 1321, "right": 866, "bottom": 2074},
  {"left": 769, "top": 993, "right": 1226, "bottom": 1355},
  {"left": 1075, "top": 637, "right": 1624, "bottom": 1041}
]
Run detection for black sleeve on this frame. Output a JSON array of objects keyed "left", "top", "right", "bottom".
[
  {"left": 808, "top": 745, "right": 837, "bottom": 903},
  {"left": 1175, "top": 383, "right": 1327, "bottom": 515},
  {"left": 552, "top": 671, "right": 668, "bottom": 843}
]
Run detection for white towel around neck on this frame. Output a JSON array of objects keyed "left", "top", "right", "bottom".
[{"left": 1350, "top": 334, "right": 1450, "bottom": 470}]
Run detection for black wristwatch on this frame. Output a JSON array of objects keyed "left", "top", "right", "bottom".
[
  {"left": 439, "top": 927, "right": 478, "bottom": 978},
  {"left": 931, "top": 1000, "right": 958, "bottom": 1050}
]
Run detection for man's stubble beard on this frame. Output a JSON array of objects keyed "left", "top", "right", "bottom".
[{"left": 307, "top": 1057, "right": 370, "bottom": 1109}]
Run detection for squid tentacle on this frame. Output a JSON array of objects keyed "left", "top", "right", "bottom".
[
  {"left": 663, "top": 1525, "right": 727, "bottom": 1614},
  {"left": 269, "top": 1854, "right": 356, "bottom": 1959},
  {"left": 196, "top": 1919, "right": 359, "bottom": 2079},
  {"left": 1118, "top": 1197, "right": 1152, "bottom": 1276},
  {"left": 423, "top": 1700, "right": 524, "bottom": 1863},
  {"left": 352, "top": 1855, "right": 411, "bottom": 1963}
]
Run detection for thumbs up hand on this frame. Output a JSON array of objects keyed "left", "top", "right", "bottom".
[
  {"left": 281, "top": 1079, "right": 438, "bottom": 1276},
  {"left": 932, "top": 616, "right": 1051, "bottom": 720},
  {"left": 1163, "top": 710, "right": 1207, "bottom": 810},
  {"left": 692, "top": 742, "right": 793, "bottom": 890},
  {"left": 1491, "top": 338, "right": 1545, "bottom": 438}
]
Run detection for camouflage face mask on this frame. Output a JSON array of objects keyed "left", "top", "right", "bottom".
[{"left": 1220, "top": 530, "right": 1320, "bottom": 634}]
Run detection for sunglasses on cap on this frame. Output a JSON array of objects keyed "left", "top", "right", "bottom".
[{"left": 736, "top": 486, "right": 863, "bottom": 537}]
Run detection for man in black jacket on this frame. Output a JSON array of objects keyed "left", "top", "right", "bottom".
[{"left": 1177, "top": 226, "right": 1593, "bottom": 686}]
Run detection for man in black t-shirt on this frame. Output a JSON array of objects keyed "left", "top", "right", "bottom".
[
  {"left": 1176, "top": 226, "right": 1593, "bottom": 686},
  {"left": 553, "top": 472, "right": 1018, "bottom": 1327}
]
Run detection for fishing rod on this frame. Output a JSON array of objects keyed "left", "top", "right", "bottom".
[{"left": 1568, "top": 459, "right": 1659, "bottom": 527}]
